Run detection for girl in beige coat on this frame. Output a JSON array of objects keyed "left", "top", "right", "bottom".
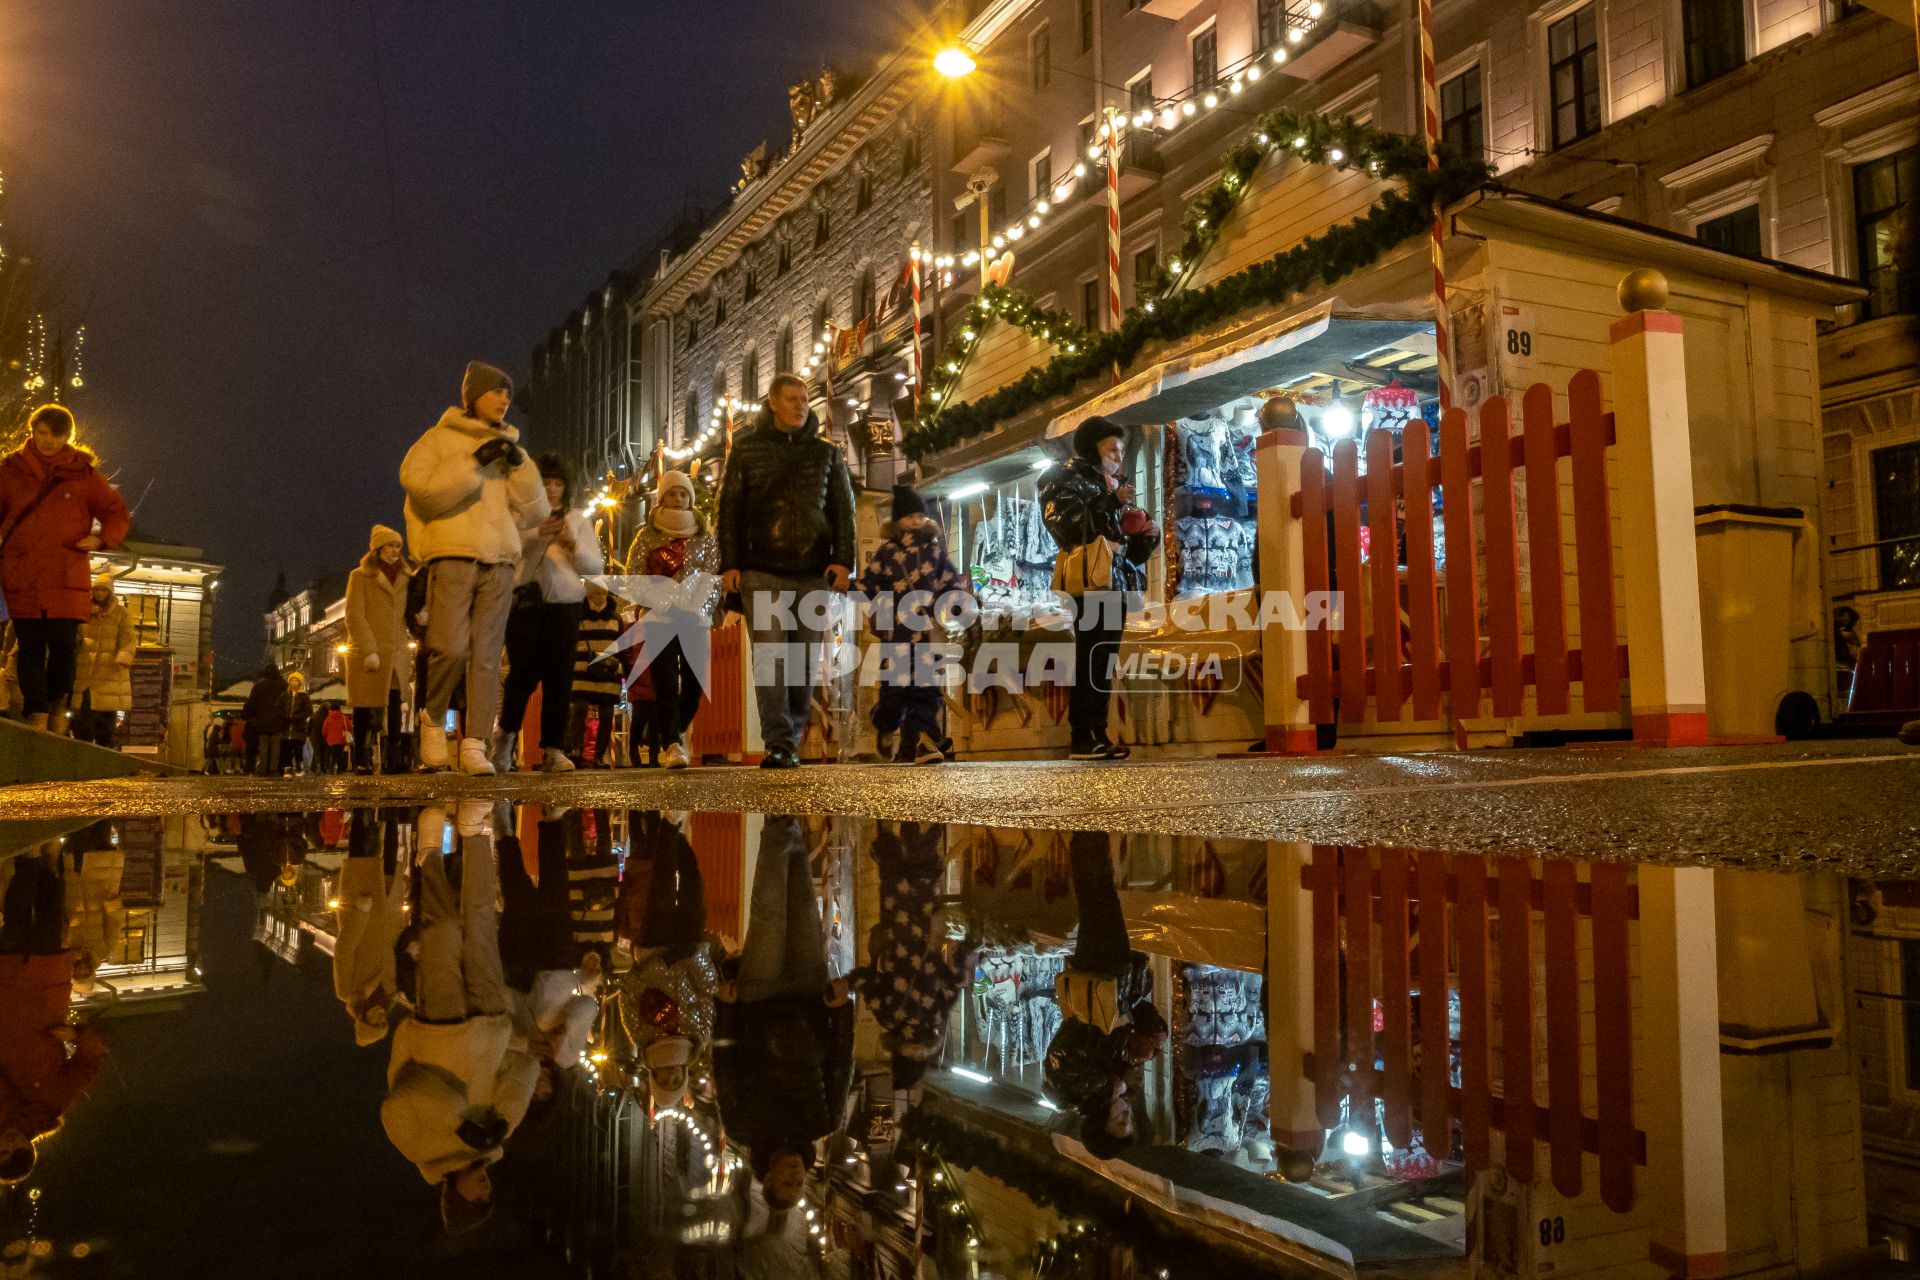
[
  {"left": 346, "top": 526, "right": 414, "bottom": 774},
  {"left": 71, "top": 573, "right": 136, "bottom": 746}
]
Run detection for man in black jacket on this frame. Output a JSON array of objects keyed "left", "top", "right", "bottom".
[
  {"left": 1039, "top": 416, "right": 1157, "bottom": 760},
  {"left": 717, "top": 374, "right": 857, "bottom": 769}
]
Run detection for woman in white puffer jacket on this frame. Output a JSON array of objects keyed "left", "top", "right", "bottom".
[{"left": 494, "top": 454, "right": 604, "bottom": 773}]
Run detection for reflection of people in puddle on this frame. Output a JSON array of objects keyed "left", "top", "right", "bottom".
[
  {"left": 1044, "top": 830, "right": 1167, "bottom": 1161},
  {"left": 617, "top": 811, "right": 720, "bottom": 1112},
  {"left": 0, "top": 846, "right": 108, "bottom": 1184},
  {"left": 382, "top": 803, "right": 539, "bottom": 1236},
  {"left": 334, "top": 809, "right": 411, "bottom": 1046},
  {"left": 714, "top": 815, "right": 852, "bottom": 1223},
  {"left": 854, "top": 821, "right": 973, "bottom": 1095},
  {"left": 498, "top": 804, "right": 602, "bottom": 1074}
]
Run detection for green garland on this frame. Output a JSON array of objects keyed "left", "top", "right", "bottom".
[
  {"left": 906, "top": 107, "right": 1488, "bottom": 461},
  {"left": 900, "top": 1105, "right": 1293, "bottom": 1280}
]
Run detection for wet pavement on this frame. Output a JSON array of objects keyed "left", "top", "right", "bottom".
[
  {"left": 0, "top": 738, "right": 1912, "bottom": 868},
  {"left": 4, "top": 792, "right": 1920, "bottom": 1278}
]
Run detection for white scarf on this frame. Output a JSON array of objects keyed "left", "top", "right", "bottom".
[{"left": 652, "top": 507, "right": 697, "bottom": 539}]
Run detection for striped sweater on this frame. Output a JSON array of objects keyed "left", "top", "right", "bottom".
[{"left": 574, "top": 598, "right": 627, "bottom": 705}]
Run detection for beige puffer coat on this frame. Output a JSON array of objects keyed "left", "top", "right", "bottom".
[{"left": 73, "top": 592, "right": 136, "bottom": 713}]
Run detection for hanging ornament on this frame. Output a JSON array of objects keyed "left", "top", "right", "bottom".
[{"left": 1361, "top": 377, "right": 1420, "bottom": 434}]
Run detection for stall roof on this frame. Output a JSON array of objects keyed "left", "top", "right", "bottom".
[
  {"left": 1047, "top": 303, "right": 1430, "bottom": 435},
  {"left": 1458, "top": 188, "right": 1867, "bottom": 306}
]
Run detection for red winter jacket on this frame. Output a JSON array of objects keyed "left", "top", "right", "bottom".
[
  {"left": 0, "top": 952, "right": 107, "bottom": 1141},
  {"left": 0, "top": 444, "right": 131, "bottom": 621}
]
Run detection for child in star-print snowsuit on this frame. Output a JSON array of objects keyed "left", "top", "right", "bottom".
[
  {"left": 857, "top": 484, "right": 967, "bottom": 765},
  {"left": 852, "top": 821, "right": 973, "bottom": 1090}
]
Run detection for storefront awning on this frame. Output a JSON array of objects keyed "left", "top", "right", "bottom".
[{"left": 1047, "top": 303, "right": 1431, "bottom": 435}]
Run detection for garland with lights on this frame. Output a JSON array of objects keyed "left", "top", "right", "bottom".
[
  {"left": 900, "top": 1106, "right": 1296, "bottom": 1280},
  {"left": 905, "top": 108, "right": 1488, "bottom": 460}
]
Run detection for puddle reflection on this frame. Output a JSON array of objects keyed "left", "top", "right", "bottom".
[{"left": 0, "top": 808, "right": 1913, "bottom": 1277}]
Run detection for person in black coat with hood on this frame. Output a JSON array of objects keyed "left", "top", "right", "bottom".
[
  {"left": 715, "top": 374, "right": 857, "bottom": 771},
  {"left": 1039, "top": 416, "right": 1160, "bottom": 760},
  {"left": 242, "top": 663, "right": 290, "bottom": 777},
  {"left": 1042, "top": 829, "right": 1168, "bottom": 1160}
]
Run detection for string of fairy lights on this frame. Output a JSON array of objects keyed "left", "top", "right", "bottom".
[{"left": 917, "top": 0, "right": 1337, "bottom": 278}]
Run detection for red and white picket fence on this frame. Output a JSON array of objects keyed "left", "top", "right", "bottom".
[
  {"left": 1294, "top": 369, "right": 1624, "bottom": 729},
  {"left": 1301, "top": 845, "right": 1643, "bottom": 1212}
]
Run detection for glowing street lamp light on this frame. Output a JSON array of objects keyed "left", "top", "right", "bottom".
[{"left": 933, "top": 47, "right": 977, "bottom": 78}]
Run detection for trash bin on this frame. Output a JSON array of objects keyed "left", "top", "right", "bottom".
[{"left": 1693, "top": 505, "right": 1806, "bottom": 739}]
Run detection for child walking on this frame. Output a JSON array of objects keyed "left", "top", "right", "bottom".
[{"left": 856, "top": 484, "right": 965, "bottom": 765}]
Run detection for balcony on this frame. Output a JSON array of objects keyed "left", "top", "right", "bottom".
[
  {"left": 951, "top": 132, "right": 1011, "bottom": 178},
  {"left": 1140, "top": 0, "right": 1205, "bottom": 17},
  {"left": 1117, "top": 133, "right": 1166, "bottom": 199}
]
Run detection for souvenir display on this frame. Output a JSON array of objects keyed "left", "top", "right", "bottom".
[
  {"left": 965, "top": 943, "right": 1068, "bottom": 1079},
  {"left": 962, "top": 484, "right": 1058, "bottom": 611},
  {"left": 1174, "top": 964, "right": 1273, "bottom": 1170},
  {"left": 1169, "top": 397, "right": 1262, "bottom": 598}
]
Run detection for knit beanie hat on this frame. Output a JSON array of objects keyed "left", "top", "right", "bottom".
[
  {"left": 655, "top": 470, "right": 695, "bottom": 504},
  {"left": 1072, "top": 415, "right": 1125, "bottom": 461},
  {"left": 368, "top": 524, "right": 403, "bottom": 554},
  {"left": 461, "top": 360, "right": 512, "bottom": 410},
  {"left": 91, "top": 572, "right": 115, "bottom": 593},
  {"left": 890, "top": 483, "right": 927, "bottom": 521}
]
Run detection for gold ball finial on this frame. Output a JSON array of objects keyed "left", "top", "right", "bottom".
[{"left": 1618, "top": 267, "right": 1670, "bottom": 313}]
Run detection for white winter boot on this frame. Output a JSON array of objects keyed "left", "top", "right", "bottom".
[
  {"left": 457, "top": 737, "right": 495, "bottom": 776},
  {"left": 417, "top": 711, "right": 449, "bottom": 770}
]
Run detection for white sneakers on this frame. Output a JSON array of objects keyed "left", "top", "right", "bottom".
[
  {"left": 661, "top": 741, "right": 690, "bottom": 770},
  {"left": 457, "top": 737, "right": 495, "bottom": 776},
  {"left": 418, "top": 712, "right": 449, "bottom": 770},
  {"left": 541, "top": 749, "right": 576, "bottom": 773}
]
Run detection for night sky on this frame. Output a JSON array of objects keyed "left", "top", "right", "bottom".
[{"left": 0, "top": 1, "right": 918, "bottom": 676}]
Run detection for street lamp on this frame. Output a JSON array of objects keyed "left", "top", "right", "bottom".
[{"left": 933, "top": 46, "right": 977, "bottom": 78}]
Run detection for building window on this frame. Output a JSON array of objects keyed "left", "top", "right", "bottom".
[
  {"left": 1079, "top": 0, "right": 1095, "bottom": 53},
  {"left": 854, "top": 266, "right": 877, "bottom": 325},
  {"left": 1257, "top": 0, "right": 1286, "bottom": 51},
  {"left": 686, "top": 310, "right": 700, "bottom": 348},
  {"left": 1030, "top": 23, "right": 1052, "bottom": 91},
  {"left": 990, "top": 184, "right": 1007, "bottom": 230},
  {"left": 742, "top": 349, "right": 760, "bottom": 401},
  {"left": 901, "top": 125, "right": 921, "bottom": 176},
  {"left": 812, "top": 301, "right": 830, "bottom": 347},
  {"left": 777, "top": 238, "right": 792, "bottom": 277},
  {"left": 952, "top": 207, "right": 973, "bottom": 254},
  {"left": 1873, "top": 441, "right": 1920, "bottom": 590},
  {"left": 715, "top": 292, "right": 727, "bottom": 326},
  {"left": 814, "top": 208, "right": 831, "bottom": 248},
  {"left": 856, "top": 171, "right": 873, "bottom": 213},
  {"left": 1695, "top": 204, "right": 1762, "bottom": 258},
  {"left": 1082, "top": 277, "right": 1102, "bottom": 329},
  {"left": 1440, "top": 68, "right": 1484, "bottom": 161},
  {"left": 745, "top": 267, "right": 759, "bottom": 302},
  {"left": 1030, "top": 149, "right": 1053, "bottom": 203},
  {"left": 1190, "top": 24, "right": 1218, "bottom": 93},
  {"left": 1127, "top": 71, "right": 1158, "bottom": 164},
  {"left": 777, "top": 325, "right": 794, "bottom": 375},
  {"left": 1133, "top": 244, "right": 1159, "bottom": 294},
  {"left": 684, "top": 392, "right": 698, "bottom": 435},
  {"left": 1854, "top": 146, "right": 1920, "bottom": 320},
  {"left": 1682, "top": 0, "right": 1744, "bottom": 89},
  {"left": 1547, "top": 6, "right": 1602, "bottom": 148}
]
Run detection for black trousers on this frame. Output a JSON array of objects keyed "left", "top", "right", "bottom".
[
  {"left": 0, "top": 854, "right": 66, "bottom": 954},
  {"left": 72, "top": 693, "right": 117, "bottom": 746},
  {"left": 1069, "top": 592, "right": 1127, "bottom": 744},
  {"left": 1068, "top": 830, "right": 1131, "bottom": 974},
  {"left": 15, "top": 617, "right": 80, "bottom": 717},
  {"left": 647, "top": 634, "right": 704, "bottom": 748},
  {"left": 502, "top": 600, "right": 582, "bottom": 750},
  {"left": 353, "top": 690, "right": 403, "bottom": 766}
]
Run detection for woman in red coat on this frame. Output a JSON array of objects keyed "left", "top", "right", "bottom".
[
  {"left": 0, "top": 405, "right": 131, "bottom": 733},
  {"left": 0, "top": 851, "right": 107, "bottom": 1184}
]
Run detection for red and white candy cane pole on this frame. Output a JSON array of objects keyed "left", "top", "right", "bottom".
[
  {"left": 1105, "top": 111, "right": 1123, "bottom": 333},
  {"left": 909, "top": 244, "right": 924, "bottom": 413},
  {"left": 1417, "top": 0, "right": 1452, "bottom": 412}
]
